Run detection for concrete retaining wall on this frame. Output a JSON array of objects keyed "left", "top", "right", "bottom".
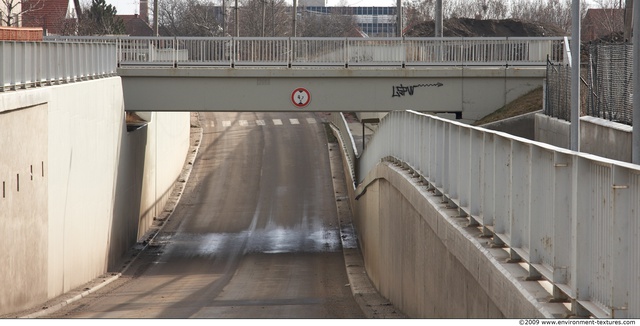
[
  {"left": 351, "top": 162, "right": 553, "bottom": 318},
  {"left": 480, "top": 110, "right": 540, "bottom": 140},
  {"left": 579, "top": 116, "right": 632, "bottom": 163},
  {"left": 0, "top": 78, "right": 190, "bottom": 315},
  {"left": 534, "top": 113, "right": 632, "bottom": 163}
]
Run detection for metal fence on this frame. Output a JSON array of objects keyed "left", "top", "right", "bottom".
[
  {"left": 0, "top": 41, "right": 117, "bottom": 92},
  {"left": 544, "top": 61, "right": 572, "bottom": 121},
  {"left": 586, "top": 43, "right": 633, "bottom": 125},
  {"left": 44, "top": 36, "right": 567, "bottom": 68},
  {"left": 329, "top": 112, "right": 358, "bottom": 186},
  {"left": 358, "top": 110, "right": 640, "bottom": 318},
  {"left": 545, "top": 43, "right": 635, "bottom": 125}
]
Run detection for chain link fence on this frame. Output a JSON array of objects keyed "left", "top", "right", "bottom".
[
  {"left": 544, "top": 60, "right": 572, "bottom": 121},
  {"left": 544, "top": 43, "right": 633, "bottom": 125},
  {"left": 586, "top": 43, "right": 633, "bottom": 125}
]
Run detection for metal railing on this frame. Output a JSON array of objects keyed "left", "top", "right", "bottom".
[
  {"left": 44, "top": 36, "right": 567, "bottom": 68},
  {"left": 358, "top": 110, "right": 640, "bottom": 318},
  {"left": 329, "top": 112, "right": 359, "bottom": 186},
  {"left": 1, "top": 41, "right": 117, "bottom": 92}
]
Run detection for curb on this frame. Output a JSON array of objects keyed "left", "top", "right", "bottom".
[{"left": 328, "top": 142, "right": 406, "bottom": 319}]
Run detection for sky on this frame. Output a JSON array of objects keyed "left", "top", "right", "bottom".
[{"left": 101, "top": 0, "right": 602, "bottom": 16}]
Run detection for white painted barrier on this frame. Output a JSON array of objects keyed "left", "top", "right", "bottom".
[
  {"left": 0, "top": 41, "right": 116, "bottom": 92},
  {"left": 43, "top": 36, "right": 567, "bottom": 68},
  {"left": 358, "top": 110, "right": 640, "bottom": 318}
]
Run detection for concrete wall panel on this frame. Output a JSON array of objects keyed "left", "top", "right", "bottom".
[
  {"left": 0, "top": 104, "right": 49, "bottom": 313},
  {"left": 0, "top": 78, "right": 189, "bottom": 315},
  {"left": 534, "top": 113, "right": 632, "bottom": 163},
  {"left": 354, "top": 161, "right": 553, "bottom": 318}
]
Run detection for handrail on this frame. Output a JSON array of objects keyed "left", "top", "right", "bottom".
[
  {"left": 358, "top": 110, "right": 640, "bottom": 318},
  {"left": 1, "top": 41, "right": 117, "bottom": 92},
  {"left": 44, "top": 36, "right": 568, "bottom": 68}
]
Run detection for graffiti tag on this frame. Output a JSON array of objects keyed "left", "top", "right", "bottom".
[{"left": 392, "top": 82, "right": 444, "bottom": 97}]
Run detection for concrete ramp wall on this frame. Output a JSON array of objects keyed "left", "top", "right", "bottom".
[
  {"left": 0, "top": 78, "right": 190, "bottom": 315},
  {"left": 352, "top": 161, "right": 555, "bottom": 318}
]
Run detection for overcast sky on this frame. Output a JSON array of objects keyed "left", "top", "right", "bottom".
[{"left": 101, "top": 0, "right": 603, "bottom": 16}]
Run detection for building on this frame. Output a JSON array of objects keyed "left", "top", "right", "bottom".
[
  {"left": 303, "top": 7, "right": 397, "bottom": 37},
  {"left": 582, "top": 8, "right": 624, "bottom": 42},
  {"left": 119, "top": 0, "right": 154, "bottom": 36},
  {"left": 21, "top": 0, "right": 76, "bottom": 35}
]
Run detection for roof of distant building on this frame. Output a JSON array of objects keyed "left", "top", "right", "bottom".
[
  {"left": 582, "top": 8, "right": 625, "bottom": 42},
  {"left": 22, "top": 0, "right": 74, "bottom": 35},
  {"left": 119, "top": 14, "right": 154, "bottom": 36}
]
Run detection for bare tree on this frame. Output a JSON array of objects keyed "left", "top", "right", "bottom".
[
  {"left": 404, "top": 0, "right": 435, "bottom": 24},
  {"left": 159, "top": 0, "right": 225, "bottom": 36},
  {"left": 587, "top": 0, "right": 625, "bottom": 37},
  {"left": 505, "top": 0, "right": 587, "bottom": 32},
  {"left": 232, "top": 0, "right": 289, "bottom": 37},
  {"left": 299, "top": 8, "right": 359, "bottom": 37},
  {"left": 1, "top": 0, "right": 44, "bottom": 26}
]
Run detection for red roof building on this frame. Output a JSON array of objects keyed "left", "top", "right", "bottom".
[
  {"left": 582, "top": 8, "right": 624, "bottom": 42},
  {"left": 22, "top": 0, "right": 75, "bottom": 35},
  {"left": 120, "top": 14, "right": 154, "bottom": 36}
]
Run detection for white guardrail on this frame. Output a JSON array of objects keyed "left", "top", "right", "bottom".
[
  {"left": 1, "top": 41, "right": 117, "bottom": 92},
  {"left": 43, "top": 36, "right": 567, "bottom": 68},
  {"left": 358, "top": 110, "right": 640, "bottom": 318}
]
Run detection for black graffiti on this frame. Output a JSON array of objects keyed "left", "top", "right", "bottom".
[{"left": 392, "top": 82, "right": 444, "bottom": 97}]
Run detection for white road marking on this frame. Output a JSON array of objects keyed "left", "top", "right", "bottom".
[
  {"left": 222, "top": 120, "right": 231, "bottom": 127},
  {"left": 239, "top": 120, "right": 248, "bottom": 126},
  {"left": 290, "top": 119, "right": 300, "bottom": 125},
  {"left": 306, "top": 118, "right": 316, "bottom": 124},
  {"left": 256, "top": 120, "right": 266, "bottom": 126},
  {"left": 273, "top": 119, "right": 283, "bottom": 125}
]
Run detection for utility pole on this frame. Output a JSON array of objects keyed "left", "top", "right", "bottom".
[
  {"left": 396, "top": 0, "right": 402, "bottom": 37},
  {"left": 235, "top": 0, "right": 239, "bottom": 37},
  {"left": 624, "top": 0, "right": 633, "bottom": 41},
  {"left": 435, "top": 0, "right": 442, "bottom": 37},
  {"left": 570, "top": 0, "right": 580, "bottom": 152},
  {"left": 292, "top": 0, "right": 297, "bottom": 37},
  {"left": 633, "top": 0, "right": 640, "bottom": 163},
  {"left": 154, "top": 0, "right": 159, "bottom": 36},
  {"left": 222, "top": 0, "right": 226, "bottom": 35},
  {"left": 261, "top": 0, "right": 266, "bottom": 37}
]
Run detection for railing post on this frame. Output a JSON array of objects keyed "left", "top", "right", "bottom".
[
  {"left": 571, "top": 156, "right": 591, "bottom": 317},
  {"left": 344, "top": 38, "right": 348, "bottom": 68},
  {"left": 0, "top": 42, "right": 5, "bottom": 91},
  {"left": 610, "top": 165, "right": 629, "bottom": 318},
  {"left": 550, "top": 151, "right": 572, "bottom": 300}
]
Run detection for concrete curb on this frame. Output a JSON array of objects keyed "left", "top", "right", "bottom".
[{"left": 328, "top": 142, "right": 406, "bottom": 319}]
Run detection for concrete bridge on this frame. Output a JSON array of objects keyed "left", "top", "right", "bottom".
[
  {"left": 42, "top": 36, "right": 563, "bottom": 122},
  {"left": 2, "top": 38, "right": 639, "bottom": 319}
]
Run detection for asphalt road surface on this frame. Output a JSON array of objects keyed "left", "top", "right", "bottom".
[{"left": 48, "top": 112, "right": 365, "bottom": 318}]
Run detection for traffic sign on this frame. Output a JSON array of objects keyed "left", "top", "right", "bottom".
[{"left": 291, "top": 88, "right": 311, "bottom": 108}]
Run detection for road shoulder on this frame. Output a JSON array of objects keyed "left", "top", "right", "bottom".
[{"left": 327, "top": 142, "right": 406, "bottom": 319}]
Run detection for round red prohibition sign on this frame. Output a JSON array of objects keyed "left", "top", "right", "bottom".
[{"left": 291, "top": 88, "right": 311, "bottom": 108}]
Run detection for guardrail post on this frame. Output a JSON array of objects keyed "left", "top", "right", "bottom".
[
  {"left": 550, "top": 152, "right": 572, "bottom": 301},
  {"left": 611, "top": 165, "right": 629, "bottom": 318},
  {"left": 571, "top": 156, "right": 591, "bottom": 317},
  {"left": 492, "top": 135, "right": 511, "bottom": 247},
  {"left": 0, "top": 42, "right": 5, "bottom": 91},
  {"left": 509, "top": 140, "right": 531, "bottom": 261}
]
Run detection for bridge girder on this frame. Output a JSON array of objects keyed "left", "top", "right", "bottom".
[{"left": 119, "top": 67, "right": 545, "bottom": 122}]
